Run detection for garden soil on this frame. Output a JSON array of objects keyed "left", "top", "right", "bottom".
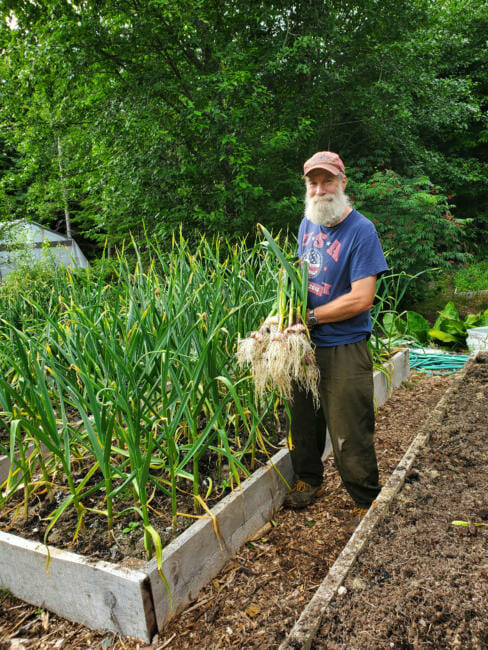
[
  {"left": 0, "top": 366, "right": 483, "bottom": 649},
  {"left": 313, "top": 353, "right": 488, "bottom": 649}
]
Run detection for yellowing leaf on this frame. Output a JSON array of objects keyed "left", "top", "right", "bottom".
[{"left": 245, "top": 604, "right": 261, "bottom": 618}]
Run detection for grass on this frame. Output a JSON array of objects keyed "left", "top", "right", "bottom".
[
  {"left": 453, "top": 261, "right": 488, "bottom": 293},
  {"left": 408, "top": 273, "right": 488, "bottom": 324}
]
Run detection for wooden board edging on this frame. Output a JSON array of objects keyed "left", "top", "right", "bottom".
[{"left": 0, "top": 531, "right": 157, "bottom": 642}]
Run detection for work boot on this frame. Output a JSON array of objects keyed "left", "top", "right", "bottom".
[{"left": 283, "top": 480, "right": 321, "bottom": 508}]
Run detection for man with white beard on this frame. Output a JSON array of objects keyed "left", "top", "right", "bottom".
[{"left": 284, "top": 151, "right": 389, "bottom": 513}]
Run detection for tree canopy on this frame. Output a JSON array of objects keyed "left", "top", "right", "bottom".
[{"left": 1, "top": 0, "right": 486, "bottom": 253}]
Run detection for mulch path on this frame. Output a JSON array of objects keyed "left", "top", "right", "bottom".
[
  {"left": 313, "top": 353, "right": 488, "bottom": 649},
  {"left": 1, "top": 372, "right": 451, "bottom": 649}
]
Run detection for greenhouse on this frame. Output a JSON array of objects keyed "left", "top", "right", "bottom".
[{"left": 0, "top": 220, "right": 88, "bottom": 281}]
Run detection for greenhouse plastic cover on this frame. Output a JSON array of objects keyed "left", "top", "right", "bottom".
[{"left": 0, "top": 220, "right": 88, "bottom": 280}]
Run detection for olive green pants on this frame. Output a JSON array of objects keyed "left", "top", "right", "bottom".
[{"left": 289, "top": 339, "right": 381, "bottom": 508}]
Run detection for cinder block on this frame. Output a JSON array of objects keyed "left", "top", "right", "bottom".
[
  {"left": 373, "top": 348, "right": 409, "bottom": 407},
  {"left": 373, "top": 370, "right": 388, "bottom": 406},
  {"left": 391, "top": 349, "right": 410, "bottom": 389}
]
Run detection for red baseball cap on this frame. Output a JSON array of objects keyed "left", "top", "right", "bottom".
[{"left": 303, "top": 151, "right": 345, "bottom": 177}]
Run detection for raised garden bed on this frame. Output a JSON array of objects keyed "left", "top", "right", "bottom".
[
  {"left": 0, "top": 351, "right": 409, "bottom": 642},
  {"left": 3, "top": 364, "right": 452, "bottom": 649},
  {"left": 454, "top": 287, "right": 488, "bottom": 297}
]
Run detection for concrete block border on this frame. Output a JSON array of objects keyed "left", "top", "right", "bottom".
[
  {"left": 279, "top": 352, "right": 473, "bottom": 650},
  {"left": 373, "top": 348, "right": 410, "bottom": 406},
  {"left": 0, "top": 350, "right": 410, "bottom": 641},
  {"left": 454, "top": 287, "right": 488, "bottom": 297}
]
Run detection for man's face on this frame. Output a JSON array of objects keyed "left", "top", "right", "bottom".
[
  {"left": 305, "top": 169, "right": 346, "bottom": 198},
  {"left": 304, "top": 169, "right": 349, "bottom": 227}
]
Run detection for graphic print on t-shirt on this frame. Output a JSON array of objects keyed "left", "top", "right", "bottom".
[
  {"left": 326, "top": 239, "right": 341, "bottom": 262},
  {"left": 302, "top": 247, "right": 322, "bottom": 278}
]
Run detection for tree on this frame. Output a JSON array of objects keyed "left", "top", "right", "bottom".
[
  {"left": 348, "top": 169, "right": 471, "bottom": 295},
  {"left": 424, "top": 0, "right": 488, "bottom": 251},
  {"left": 0, "top": 0, "right": 485, "bottom": 250}
]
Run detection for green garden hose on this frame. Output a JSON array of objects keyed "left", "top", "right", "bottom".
[{"left": 408, "top": 350, "right": 470, "bottom": 375}]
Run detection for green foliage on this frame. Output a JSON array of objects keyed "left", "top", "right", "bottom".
[
  {"left": 1, "top": 0, "right": 487, "bottom": 250},
  {"left": 0, "top": 232, "right": 286, "bottom": 557},
  {"left": 122, "top": 521, "right": 141, "bottom": 535},
  {"left": 383, "top": 311, "right": 430, "bottom": 346},
  {"left": 348, "top": 169, "right": 472, "bottom": 299},
  {"left": 369, "top": 269, "right": 426, "bottom": 360},
  {"left": 405, "top": 312, "right": 431, "bottom": 345},
  {"left": 429, "top": 302, "right": 468, "bottom": 346},
  {"left": 386, "top": 300, "right": 488, "bottom": 349},
  {"left": 1, "top": 256, "right": 57, "bottom": 296},
  {"left": 453, "top": 261, "right": 488, "bottom": 292},
  {"left": 425, "top": 0, "right": 488, "bottom": 247},
  {"left": 0, "top": 252, "right": 60, "bottom": 330}
]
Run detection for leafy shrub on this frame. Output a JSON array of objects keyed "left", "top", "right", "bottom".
[
  {"left": 348, "top": 170, "right": 472, "bottom": 300},
  {"left": 385, "top": 300, "right": 488, "bottom": 350},
  {"left": 83, "top": 255, "right": 120, "bottom": 283},
  {"left": 0, "top": 258, "right": 58, "bottom": 301},
  {"left": 383, "top": 310, "right": 430, "bottom": 345},
  {"left": 0, "top": 258, "right": 61, "bottom": 330},
  {"left": 453, "top": 261, "right": 488, "bottom": 292}
]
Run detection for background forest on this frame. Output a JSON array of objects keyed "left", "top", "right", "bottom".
[{"left": 0, "top": 0, "right": 487, "bottom": 276}]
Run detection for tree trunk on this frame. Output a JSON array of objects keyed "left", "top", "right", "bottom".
[{"left": 57, "top": 134, "right": 72, "bottom": 239}]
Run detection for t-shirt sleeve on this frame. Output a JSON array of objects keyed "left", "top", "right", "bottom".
[{"left": 350, "top": 222, "right": 389, "bottom": 282}]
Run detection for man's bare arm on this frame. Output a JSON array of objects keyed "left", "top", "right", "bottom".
[{"left": 310, "top": 275, "right": 377, "bottom": 324}]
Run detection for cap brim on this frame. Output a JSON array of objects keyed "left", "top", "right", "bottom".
[{"left": 303, "top": 163, "right": 343, "bottom": 177}]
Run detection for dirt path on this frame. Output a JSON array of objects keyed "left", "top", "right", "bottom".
[
  {"left": 313, "top": 353, "right": 488, "bottom": 649},
  {"left": 1, "top": 372, "right": 451, "bottom": 649}
]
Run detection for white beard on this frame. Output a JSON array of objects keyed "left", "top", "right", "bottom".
[{"left": 305, "top": 185, "right": 350, "bottom": 227}]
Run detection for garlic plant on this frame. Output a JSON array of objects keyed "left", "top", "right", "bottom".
[{"left": 236, "top": 225, "right": 320, "bottom": 406}]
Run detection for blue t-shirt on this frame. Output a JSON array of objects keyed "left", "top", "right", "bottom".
[{"left": 297, "top": 208, "right": 388, "bottom": 347}]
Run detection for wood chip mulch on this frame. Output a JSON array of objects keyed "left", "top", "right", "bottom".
[
  {"left": 314, "top": 354, "right": 488, "bottom": 649},
  {"left": 0, "top": 372, "right": 450, "bottom": 650}
]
